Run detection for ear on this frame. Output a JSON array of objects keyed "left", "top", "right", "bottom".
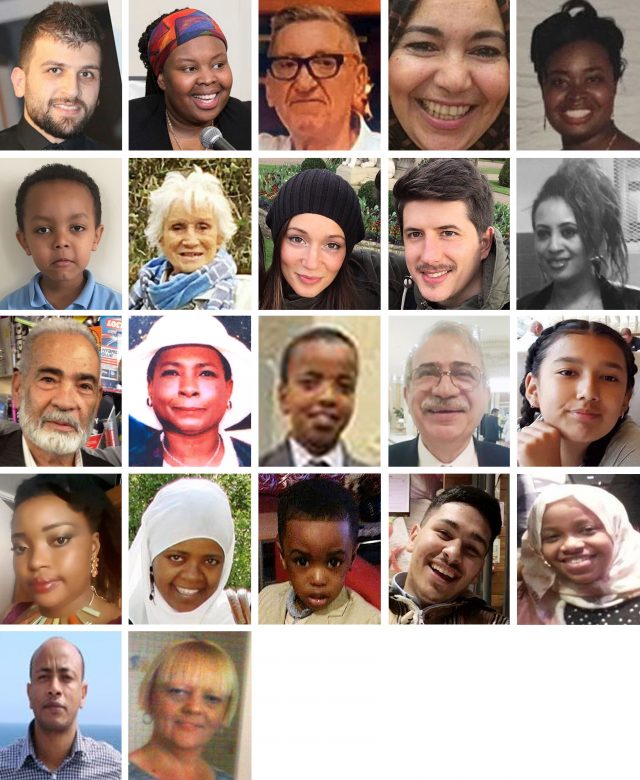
[
  {"left": 157, "top": 72, "right": 166, "bottom": 92},
  {"left": 91, "top": 531, "right": 100, "bottom": 559},
  {"left": 524, "top": 372, "right": 539, "bottom": 409},
  {"left": 11, "top": 371, "right": 22, "bottom": 411},
  {"left": 278, "top": 382, "right": 289, "bottom": 416},
  {"left": 16, "top": 231, "right": 31, "bottom": 256},
  {"left": 277, "top": 541, "right": 287, "bottom": 571},
  {"left": 348, "top": 542, "right": 360, "bottom": 569},
  {"left": 80, "top": 681, "right": 88, "bottom": 709},
  {"left": 621, "top": 388, "right": 632, "bottom": 417},
  {"left": 27, "top": 682, "right": 33, "bottom": 710},
  {"left": 406, "top": 523, "right": 421, "bottom": 553},
  {"left": 265, "top": 74, "right": 276, "bottom": 109},
  {"left": 147, "top": 380, "right": 154, "bottom": 405},
  {"left": 351, "top": 63, "right": 369, "bottom": 111},
  {"left": 92, "top": 224, "right": 105, "bottom": 251},
  {"left": 479, "top": 226, "right": 494, "bottom": 260},
  {"left": 11, "top": 66, "right": 25, "bottom": 98}
]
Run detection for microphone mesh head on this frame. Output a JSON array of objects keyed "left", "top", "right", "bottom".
[{"left": 200, "top": 126, "right": 222, "bottom": 148}]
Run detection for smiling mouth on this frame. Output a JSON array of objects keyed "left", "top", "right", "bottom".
[
  {"left": 417, "top": 99, "right": 473, "bottom": 120},
  {"left": 562, "top": 109, "right": 592, "bottom": 121},
  {"left": 296, "top": 273, "right": 323, "bottom": 284},
  {"left": 429, "top": 561, "right": 458, "bottom": 582},
  {"left": 191, "top": 92, "right": 220, "bottom": 109},
  {"left": 174, "top": 585, "right": 203, "bottom": 597}
]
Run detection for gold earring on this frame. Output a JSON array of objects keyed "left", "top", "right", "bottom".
[{"left": 90, "top": 552, "right": 99, "bottom": 579}]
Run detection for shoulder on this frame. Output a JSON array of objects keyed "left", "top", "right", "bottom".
[
  {"left": 129, "top": 94, "right": 164, "bottom": 121},
  {"left": 231, "top": 437, "right": 251, "bottom": 466},
  {"left": 81, "top": 447, "right": 121, "bottom": 466},
  {"left": 129, "top": 421, "right": 162, "bottom": 466},
  {"left": 258, "top": 582, "right": 289, "bottom": 624},
  {"left": 0, "top": 737, "right": 27, "bottom": 767},
  {"left": 0, "top": 429, "right": 25, "bottom": 466},
  {"left": 259, "top": 441, "right": 291, "bottom": 466},
  {"left": 91, "top": 282, "right": 122, "bottom": 309},
  {"left": 129, "top": 95, "right": 169, "bottom": 150},
  {"left": 599, "top": 278, "right": 640, "bottom": 309},
  {"left": 389, "top": 437, "right": 418, "bottom": 466},
  {"left": 78, "top": 735, "right": 121, "bottom": 774},
  {"left": 217, "top": 98, "right": 251, "bottom": 150},
  {"left": 474, "top": 439, "right": 510, "bottom": 466},
  {"left": 213, "top": 769, "right": 234, "bottom": 780},
  {"left": 128, "top": 760, "right": 155, "bottom": 780},
  {"left": 0, "top": 281, "right": 33, "bottom": 310},
  {"left": 601, "top": 419, "right": 640, "bottom": 466},
  {"left": 259, "top": 132, "right": 291, "bottom": 150},
  {"left": 0, "top": 124, "right": 20, "bottom": 150},
  {"left": 517, "top": 285, "right": 551, "bottom": 309},
  {"left": 345, "top": 588, "right": 380, "bottom": 624}
]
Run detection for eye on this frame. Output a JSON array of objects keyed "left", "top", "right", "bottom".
[
  {"left": 298, "top": 377, "right": 319, "bottom": 390},
  {"left": 197, "top": 223, "right": 211, "bottom": 231},
  {"left": 292, "top": 555, "right": 309, "bottom": 568},
  {"left": 182, "top": 66, "right": 197, "bottom": 72},
  {"left": 436, "top": 529, "right": 452, "bottom": 541},
  {"left": 79, "top": 70, "right": 96, "bottom": 79},
  {"left": 52, "top": 535, "right": 71, "bottom": 547},
  {"left": 338, "top": 381, "right": 356, "bottom": 394},
  {"left": 534, "top": 228, "right": 550, "bottom": 241},
  {"left": 167, "top": 553, "right": 185, "bottom": 563},
  {"left": 542, "top": 534, "right": 560, "bottom": 544},
  {"left": 556, "top": 369, "right": 577, "bottom": 377},
  {"left": 601, "top": 374, "right": 620, "bottom": 383},
  {"left": 549, "top": 77, "right": 568, "bottom": 88},
  {"left": 48, "top": 67, "right": 62, "bottom": 74},
  {"left": 326, "top": 241, "right": 344, "bottom": 251},
  {"left": 35, "top": 226, "right": 52, "bottom": 235},
  {"left": 199, "top": 369, "right": 218, "bottom": 378},
  {"left": 463, "top": 545, "right": 482, "bottom": 559},
  {"left": 470, "top": 46, "right": 503, "bottom": 59},
  {"left": 205, "top": 693, "right": 223, "bottom": 704},
  {"left": 79, "top": 382, "right": 96, "bottom": 392},
  {"left": 441, "top": 230, "right": 458, "bottom": 238},
  {"left": 212, "top": 62, "right": 226, "bottom": 70},
  {"left": 160, "top": 368, "right": 179, "bottom": 377},
  {"left": 560, "top": 227, "right": 578, "bottom": 239},
  {"left": 167, "top": 687, "right": 188, "bottom": 697},
  {"left": 205, "top": 557, "right": 222, "bottom": 566},
  {"left": 287, "top": 234, "right": 306, "bottom": 246},
  {"left": 11, "top": 544, "right": 27, "bottom": 555},
  {"left": 403, "top": 40, "right": 439, "bottom": 55},
  {"left": 327, "top": 557, "right": 344, "bottom": 569},
  {"left": 70, "top": 225, "right": 86, "bottom": 233},
  {"left": 404, "top": 230, "right": 422, "bottom": 240}
]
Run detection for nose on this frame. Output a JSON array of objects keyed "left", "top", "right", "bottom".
[
  {"left": 576, "top": 373, "right": 599, "bottom": 401},
  {"left": 547, "top": 229, "right": 562, "bottom": 254},
  {"left": 59, "top": 69, "right": 80, "bottom": 99},
  {"left": 442, "top": 538, "right": 462, "bottom": 564},
  {"left": 27, "top": 542, "right": 51, "bottom": 572},
  {"left": 316, "top": 380, "right": 337, "bottom": 406},
  {"left": 432, "top": 54, "right": 473, "bottom": 94},
  {"left": 309, "top": 565, "right": 328, "bottom": 587},
  {"left": 181, "top": 558, "right": 205, "bottom": 582},
  {"left": 48, "top": 675, "right": 63, "bottom": 696},
  {"left": 419, "top": 233, "right": 443, "bottom": 265},
  {"left": 52, "top": 380, "right": 81, "bottom": 411},
  {"left": 181, "top": 225, "right": 200, "bottom": 246},
  {"left": 431, "top": 372, "right": 460, "bottom": 398},
  {"left": 183, "top": 691, "right": 204, "bottom": 713},
  {"left": 300, "top": 243, "right": 320, "bottom": 270},
  {"left": 293, "top": 61, "right": 319, "bottom": 90},
  {"left": 52, "top": 227, "right": 71, "bottom": 249},
  {"left": 560, "top": 534, "right": 584, "bottom": 553},
  {"left": 178, "top": 372, "right": 199, "bottom": 397}
]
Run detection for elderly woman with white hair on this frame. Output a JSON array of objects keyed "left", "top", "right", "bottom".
[{"left": 129, "top": 168, "right": 244, "bottom": 310}]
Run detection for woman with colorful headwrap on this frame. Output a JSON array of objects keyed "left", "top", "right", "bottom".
[
  {"left": 389, "top": 0, "right": 510, "bottom": 150},
  {"left": 518, "top": 483, "right": 640, "bottom": 624},
  {"left": 129, "top": 8, "right": 251, "bottom": 151}
]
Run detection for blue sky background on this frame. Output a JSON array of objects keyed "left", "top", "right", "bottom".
[{"left": 0, "top": 631, "right": 121, "bottom": 725}]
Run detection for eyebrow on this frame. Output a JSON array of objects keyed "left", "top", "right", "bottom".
[
  {"left": 547, "top": 66, "right": 606, "bottom": 76},
  {"left": 158, "top": 360, "right": 219, "bottom": 369},
  {"left": 40, "top": 59, "right": 101, "bottom": 70},
  {"left": 535, "top": 220, "right": 577, "bottom": 227},
  {"left": 442, "top": 519, "right": 489, "bottom": 550},
  {"left": 12, "top": 521, "right": 77, "bottom": 540},
  {"left": 30, "top": 212, "right": 90, "bottom": 221},
  {"left": 287, "top": 225, "right": 345, "bottom": 241},
  {"left": 551, "top": 356, "right": 624, "bottom": 370},
  {"left": 35, "top": 366, "right": 98, "bottom": 383},
  {"left": 402, "top": 25, "right": 506, "bottom": 44}
]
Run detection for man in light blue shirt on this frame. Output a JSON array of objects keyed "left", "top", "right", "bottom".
[{"left": 0, "top": 637, "right": 121, "bottom": 779}]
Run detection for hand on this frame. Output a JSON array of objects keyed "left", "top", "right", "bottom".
[{"left": 518, "top": 419, "right": 562, "bottom": 466}]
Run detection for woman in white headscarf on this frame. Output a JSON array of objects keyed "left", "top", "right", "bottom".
[
  {"left": 518, "top": 483, "right": 640, "bottom": 624},
  {"left": 129, "top": 478, "right": 248, "bottom": 624}
]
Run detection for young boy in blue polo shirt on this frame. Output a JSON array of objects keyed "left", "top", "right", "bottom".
[{"left": 0, "top": 164, "right": 121, "bottom": 310}]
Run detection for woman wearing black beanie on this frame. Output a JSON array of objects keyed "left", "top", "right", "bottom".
[{"left": 260, "top": 168, "right": 380, "bottom": 309}]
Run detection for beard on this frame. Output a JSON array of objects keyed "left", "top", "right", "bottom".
[
  {"left": 24, "top": 92, "right": 93, "bottom": 139},
  {"left": 20, "top": 393, "right": 92, "bottom": 456}
]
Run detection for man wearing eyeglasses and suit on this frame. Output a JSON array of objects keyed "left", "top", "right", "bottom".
[
  {"left": 259, "top": 6, "right": 380, "bottom": 151},
  {"left": 389, "top": 322, "right": 510, "bottom": 467}
]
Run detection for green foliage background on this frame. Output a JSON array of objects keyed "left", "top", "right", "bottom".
[
  {"left": 128, "top": 158, "right": 252, "bottom": 287},
  {"left": 128, "top": 473, "right": 251, "bottom": 590}
]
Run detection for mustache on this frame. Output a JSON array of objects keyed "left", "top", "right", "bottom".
[
  {"left": 419, "top": 399, "right": 470, "bottom": 413},
  {"left": 414, "top": 262, "right": 455, "bottom": 273},
  {"left": 48, "top": 97, "right": 88, "bottom": 112},
  {"left": 38, "top": 410, "right": 82, "bottom": 433}
]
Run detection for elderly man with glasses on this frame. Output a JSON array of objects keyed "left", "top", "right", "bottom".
[
  {"left": 389, "top": 322, "right": 510, "bottom": 467},
  {"left": 259, "top": 5, "right": 380, "bottom": 151}
]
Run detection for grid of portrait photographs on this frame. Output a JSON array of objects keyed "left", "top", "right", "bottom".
[{"left": 0, "top": 1, "right": 639, "bottom": 778}]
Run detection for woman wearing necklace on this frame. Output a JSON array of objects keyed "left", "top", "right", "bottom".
[
  {"left": 129, "top": 313, "right": 251, "bottom": 467},
  {"left": 517, "top": 159, "right": 640, "bottom": 310},
  {"left": 530, "top": 1, "right": 640, "bottom": 151},
  {"left": 129, "top": 8, "right": 251, "bottom": 151},
  {"left": 3, "top": 475, "right": 121, "bottom": 625}
]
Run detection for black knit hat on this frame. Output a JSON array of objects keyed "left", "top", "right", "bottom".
[{"left": 266, "top": 168, "right": 365, "bottom": 256}]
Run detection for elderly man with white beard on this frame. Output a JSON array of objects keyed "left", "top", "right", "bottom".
[{"left": 0, "top": 318, "right": 118, "bottom": 466}]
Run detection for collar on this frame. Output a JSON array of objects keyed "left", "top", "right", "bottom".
[
  {"left": 15, "top": 721, "right": 84, "bottom": 768},
  {"left": 22, "top": 435, "right": 83, "bottom": 467},
  {"left": 288, "top": 437, "right": 345, "bottom": 467},
  {"left": 29, "top": 271, "right": 95, "bottom": 310},
  {"left": 284, "top": 585, "right": 351, "bottom": 623},
  {"left": 418, "top": 436, "right": 477, "bottom": 467},
  {"left": 161, "top": 430, "right": 239, "bottom": 467}
]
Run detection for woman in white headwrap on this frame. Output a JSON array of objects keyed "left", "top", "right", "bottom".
[
  {"left": 518, "top": 483, "right": 640, "bottom": 624},
  {"left": 129, "top": 478, "right": 247, "bottom": 624}
]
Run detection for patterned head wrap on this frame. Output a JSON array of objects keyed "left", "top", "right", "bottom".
[
  {"left": 389, "top": 0, "right": 510, "bottom": 151},
  {"left": 147, "top": 8, "right": 227, "bottom": 77}
]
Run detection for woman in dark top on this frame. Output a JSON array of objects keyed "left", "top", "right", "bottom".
[
  {"left": 260, "top": 168, "right": 380, "bottom": 310},
  {"left": 518, "top": 159, "right": 640, "bottom": 310},
  {"left": 130, "top": 8, "right": 251, "bottom": 151}
]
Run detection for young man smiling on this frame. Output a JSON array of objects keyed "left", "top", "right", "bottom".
[
  {"left": 389, "top": 485, "right": 508, "bottom": 624},
  {"left": 389, "top": 158, "right": 509, "bottom": 310}
]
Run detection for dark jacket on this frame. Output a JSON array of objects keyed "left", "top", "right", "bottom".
[
  {"left": 0, "top": 116, "right": 104, "bottom": 150},
  {"left": 259, "top": 439, "right": 369, "bottom": 467},
  {"left": 0, "top": 429, "right": 116, "bottom": 466},
  {"left": 388, "top": 435, "right": 510, "bottom": 467},
  {"left": 129, "top": 93, "right": 251, "bottom": 151},
  {"left": 389, "top": 228, "right": 509, "bottom": 310},
  {"left": 129, "top": 419, "right": 250, "bottom": 466},
  {"left": 517, "top": 275, "right": 640, "bottom": 310}
]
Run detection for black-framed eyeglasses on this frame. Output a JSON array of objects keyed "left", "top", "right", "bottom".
[
  {"left": 410, "top": 362, "right": 484, "bottom": 392},
  {"left": 266, "top": 53, "right": 361, "bottom": 81}
]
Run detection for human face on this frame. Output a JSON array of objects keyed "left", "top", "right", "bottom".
[
  {"left": 279, "top": 340, "right": 357, "bottom": 456},
  {"left": 148, "top": 345, "right": 233, "bottom": 436},
  {"left": 533, "top": 197, "right": 589, "bottom": 285},
  {"left": 405, "top": 333, "right": 489, "bottom": 459},
  {"left": 265, "top": 20, "right": 367, "bottom": 150},
  {"left": 150, "top": 652, "right": 229, "bottom": 751},
  {"left": 152, "top": 538, "right": 225, "bottom": 613},
  {"left": 279, "top": 518, "right": 357, "bottom": 611},
  {"left": 12, "top": 333, "right": 102, "bottom": 457},
  {"left": 11, "top": 35, "right": 100, "bottom": 143},
  {"left": 542, "top": 40, "right": 616, "bottom": 147},
  {"left": 540, "top": 498, "right": 614, "bottom": 587},
  {"left": 158, "top": 36, "right": 232, "bottom": 127},
  {"left": 11, "top": 494, "right": 99, "bottom": 616},
  {"left": 403, "top": 200, "right": 492, "bottom": 306},
  {"left": 160, "top": 201, "right": 220, "bottom": 275},
  {"left": 16, "top": 180, "right": 104, "bottom": 287},
  {"left": 279, "top": 213, "right": 347, "bottom": 298},
  {"left": 28, "top": 639, "right": 87, "bottom": 733},
  {"left": 389, "top": 0, "right": 509, "bottom": 150},
  {"left": 405, "top": 502, "right": 491, "bottom": 605},
  {"left": 525, "top": 333, "right": 631, "bottom": 447}
]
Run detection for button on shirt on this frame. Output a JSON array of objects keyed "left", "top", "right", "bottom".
[
  {"left": 0, "top": 723, "right": 122, "bottom": 779},
  {"left": 0, "top": 272, "right": 122, "bottom": 311}
]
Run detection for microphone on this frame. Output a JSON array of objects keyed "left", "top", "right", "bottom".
[{"left": 200, "top": 126, "right": 236, "bottom": 151}]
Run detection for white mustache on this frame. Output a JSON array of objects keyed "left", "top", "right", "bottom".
[{"left": 420, "top": 400, "right": 469, "bottom": 413}]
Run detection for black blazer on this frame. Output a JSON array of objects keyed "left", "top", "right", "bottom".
[
  {"left": 388, "top": 436, "right": 510, "bottom": 467},
  {"left": 259, "top": 439, "right": 369, "bottom": 467},
  {"left": 0, "top": 429, "right": 116, "bottom": 466}
]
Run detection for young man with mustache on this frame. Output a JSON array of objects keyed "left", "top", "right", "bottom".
[
  {"left": 389, "top": 321, "right": 509, "bottom": 466},
  {"left": 389, "top": 158, "right": 509, "bottom": 310}
]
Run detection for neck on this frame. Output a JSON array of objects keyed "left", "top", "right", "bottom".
[
  {"left": 294, "top": 435, "right": 338, "bottom": 458},
  {"left": 291, "top": 119, "right": 355, "bottom": 151},
  {"left": 166, "top": 107, "right": 208, "bottom": 150},
  {"left": 25, "top": 437, "right": 77, "bottom": 467},
  {"left": 38, "top": 585, "right": 94, "bottom": 620},
  {"left": 39, "top": 274, "right": 87, "bottom": 309},
  {"left": 163, "top": 429, "right": 222, "bottom": 465},
  {"left": 23, "top": 109, "right": 64, "bottom": 144},
  {"left": 562, "top": 122, "right": 616, "bottom": 151},
  {"left": 549, "top": 273, "right": 600, "bottom": 307},
  {"left": 560, "top": 438, "right": 587, "bottom": 467},
  {"left": 32, "top": 720, "right": 77, "bottom": 771},
  {"left": 421, "top": 435, "right": 470, "bottom": 464},
  {"left": 147, "top": 734, "right": 206, "bottom": 773}
]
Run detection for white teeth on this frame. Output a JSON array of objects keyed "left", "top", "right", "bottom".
[
  {"left": 426, "top": 270, "right": 449, "bottom": 278},
  {"left": 565, "top": 109, "right": 590, "bottom": 119},
  {"left": 194, "top": 93, "right": 218, "bottom": 102},
  {"left": 419, "top": 100, "right": 472, "bottom": 120},
  {"left": 431, "top": 562, "right": 456, "bottom": 580},
  {"left": 176, "top": 586, "right": 199, "bottom": 595}
]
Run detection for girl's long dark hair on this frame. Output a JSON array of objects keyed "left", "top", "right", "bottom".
[{"left": 519, "top": 319, "right": 636, "bottom": 466}]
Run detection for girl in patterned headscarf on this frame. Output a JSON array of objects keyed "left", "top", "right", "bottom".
[
  {"left": 130, "top": 7, "right": 251, "bottom": 150},
  {"left": 389, "top": 0, "right": 510, "bottom": 150}
]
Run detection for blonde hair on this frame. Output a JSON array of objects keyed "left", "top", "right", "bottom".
[
  {"left": 138, "top": 639, "right": 240, "bottom": 727},
  {"left": 144, "top": 168, "right": 238, "bottom": 252}
]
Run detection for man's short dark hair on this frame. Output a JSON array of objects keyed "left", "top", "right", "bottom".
[
  {"left": 16, "top": 164, "right": 102, "bottom": 231},
  {"left": 279, "top": 327, "right": 358, "bottom": 384},
  {"left": 19, "top": 1, "right": 103, "bottom": 68},
  {"left": 29, "top": 637, "right": 86, "bottom": 680},
  {"left": 491, "top": 407, "right": 499, "bottom": 413},
  {"left": 393, "top": 158, "right": 494, "bottom": 236},
  {"left": 421, "top": 485, "right": 502, "bottom": 543},
  {"left": 277, "top": 477, "right": 360, "bottom": 547}
]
